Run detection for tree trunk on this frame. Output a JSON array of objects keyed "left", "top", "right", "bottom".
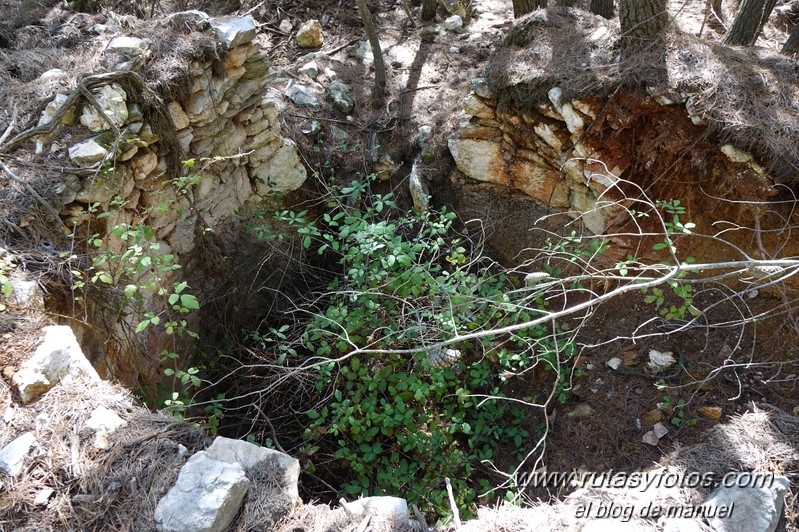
[
  {"left": 782, "top": 23, "right": 799, "bottom": 54},
  {"left": 513, "top": 0, "right": 546, "bottom": 18},
  {"left": 590, "top": 0, "right": 614, "bottom": 19},
  {"left": 619, "top": 0, "right": 669, "bottom": 55},
  {"left": 421, "top": 0, "right": 437, "bottom": 21},
  {"left": 356, "top": 0, "right": 386, "bottom": 99},
  {"left": 722, "top": 0, "right": 777, "bottom": 46}
]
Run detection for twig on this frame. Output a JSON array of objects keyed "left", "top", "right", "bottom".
[
  {"left": 325, "top": 38, "right": 361, "bottom": 57},
  {"left": 444, "top": 477, "right": 461, "bottom": 530},
  {"left": 0, "top": 103, "right": 18, "bottom": 145}
]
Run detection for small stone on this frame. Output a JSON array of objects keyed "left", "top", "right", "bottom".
[
  {"left": 34, "top": 488, "right": 54, "bottom": 506},
  {"left": 648, "top": 350, "right": 676, "bottom": 371},
  {"left": 210, "top": 16, "right": 257, "bottom": 49},
  {"left": 642, "top": 430, "right": 660, "bottom": 446},
  {"left": 566, "top": 403, "right": 593, "bottom": 418},
  {"left": 326, "top": 80, "right": 355, "bottom": 114},
  {"left": 653, "top": 421, "right": 669, "bottom": 438},
  {"left": 449, "top": 46, "right": 460, "bottom": 53},
  {"left": 606, "top": 357, "right": 622, "bottom": 371},
  {"left": 327, "top": 125, "right": 349, "bottom": 143},
  {"left": 470, "top": 77, "right": 494, "bottom": 99},
  {"left": 443, "top": 15, "right": 463, "bottom": 32},
  {"left": 285, "top": 82, "right": 320, "bottom": 108},
  {"left": 420, "top": 25, "right": 440, "bottom": 37},
  {"left": 279, "top": 19, "right": 293, "bottom": 33},
  {"left": 298, "top": 61, "right": 319, "bottom": 78},
  {"left": 0, "top": 432, "right": 39, "bottom": 476},
  {"left": 68, "top": 139, "right": 108, "bottom": 167},
  {"left": 696, "top": 406, "right": 722, "bottom": 420},
  {"left": 296, "top": 19, "right": 323, "bottom": 49}
]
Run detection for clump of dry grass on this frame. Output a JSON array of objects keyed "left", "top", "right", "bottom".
[{"left": 0, "top": 377, "right": 209, "bottom": 530}]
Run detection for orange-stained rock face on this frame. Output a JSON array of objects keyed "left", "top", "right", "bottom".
[{"left": 450, "top": 87, "right": 794, "bottom": 272}]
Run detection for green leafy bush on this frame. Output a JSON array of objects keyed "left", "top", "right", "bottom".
[{"left": 254, "top": 193, "right": 574, "bottom": 518}]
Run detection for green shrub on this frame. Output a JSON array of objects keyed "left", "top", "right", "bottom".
[{"left": 253, "top": 193, "right": 574, "bottom": 518}]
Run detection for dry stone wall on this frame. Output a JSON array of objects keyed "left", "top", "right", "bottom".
[
  {"left": 30, "top": 14, "right": 308, "bottom": 384},
  {"left": 448, "top": 79, "right": 793, "bottom": 267}
]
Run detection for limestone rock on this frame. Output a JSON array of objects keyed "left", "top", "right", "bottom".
[
  {"left": 131, "top": 150, "right": 158, "bottom": 181},
  {"left": 443, "top": 15, "right": 464, "bottom": 32},
  {"left": 470, "top": 77, "right": 494, "bottom": 99},
  {"left": 375, "top": 154, "right": 398, "bottom": 182},
  {"left": 285, "top": 82, "right": 320, "bottom": 108},
  {"left": 343, "top": 497, "right": 409, "bottom": 530},
  {"left": 298, "top": 61, "right": 319, "bottom": 78},
  {"left": 279, "top": 19, "right": 292, "bottom": 33},
  {"left": 37, "top": 94, "right": 73, "bottom": 128},
  {"left": 11, "top": 326, "right": 100, "bottom": 403},
  {"left": 448, "top": 134, "right": 508, "bottom": 185},
  {"left": 296, "top": 19, "right": 323, "bottom": 49},
  {"left": 68, "top": 138, "right": 108, "bottom": 167},
  {"left": 86, "top": 406, "right": 127, "bottom": 449},
  {"left": 80, "top": 83, "right": 128, "bottom": 132},
  {"left": 168, "top": 102, "right": 190, "bottom": 130},
  {"left": 0, "top": 432, "right": 41, "bottom": 476},
  {"left": 7, "top": 279, "right": 44, "bottom": 310},
  {"left": 210, "top": 16, "right": 256, "bottom": 49},
  {"left": 154, "top": 451, "right": 250, "bottom": 532},
  {"left": 106, "top": 36, "right": 151, "bottom": 56},
  {"left": 703, "top": 474, "right": 788, "bottom": 532},
  {"left": 205, "top": 437, "right": 300, "bottom": 503},
  {"left": 326, "top": 80, "right": 354, "bottom": 114},
  {"left": 463, "top": 93, "right": 495, "bottom": 120},
  {"left": 251, "top": 138, "right": 308, "bottom": 194}
]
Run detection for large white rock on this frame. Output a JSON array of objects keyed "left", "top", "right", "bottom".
[
  {"left": 11, "top": 325, "right": 100, "bottom": 403},
  {"left": 205, "top": 437, "right": 300, "bottom": 503},
  {"left": 251, "top": 138, "right": 308, "bottom": 194},
  {"left": 79, "top": 83, "right": 128, "bottom": 132},
  {"left": 210, "top": 16, "right": 256, "bottom": 49},
  {"left": 703, "top": 474, "right": 789, "bottom": 532},
  {"left": 155, "top": 451, "right": 250, "bottom": 532},
  {"left": 448, "top": 135, "right": 508, "bottom": 185},
  {"left": 0, "top": 432, "right": 40, "bottom": 476},
  {"left": 68, "top": 138, "right": 108, "bottom": 167}
]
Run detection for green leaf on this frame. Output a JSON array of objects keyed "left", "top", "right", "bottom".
[
  {"left": 135, "top": 320, "right": 150, "bottom": 333},
  {"left": 180, "top": 294, "right": 200, "bottom": 310}
]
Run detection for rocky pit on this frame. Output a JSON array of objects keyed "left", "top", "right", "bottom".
[{"left": 1, "top": 0, "right": 799, "bottom": 530}]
